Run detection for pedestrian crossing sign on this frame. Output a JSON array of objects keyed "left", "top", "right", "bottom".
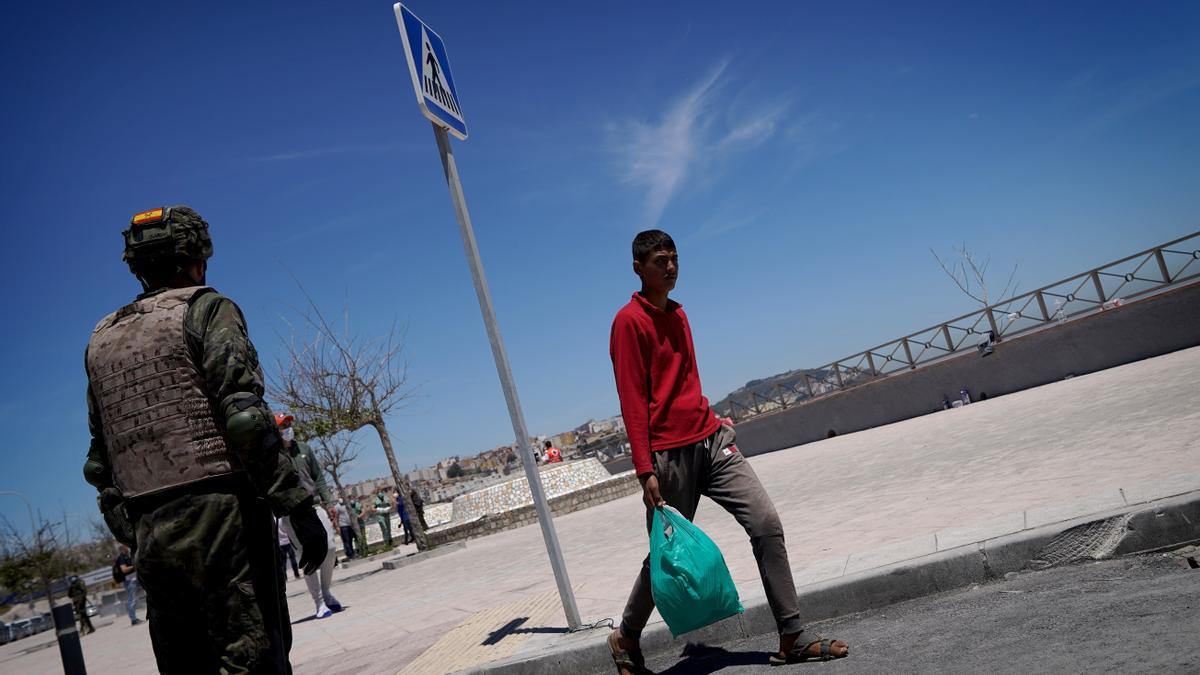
[{"left": 394, "top": 4, "right": 468, "bottom": 140}]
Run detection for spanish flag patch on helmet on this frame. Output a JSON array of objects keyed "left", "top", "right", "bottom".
[{"left": 131, "top": 208, "right": 165, "bottom": 225}]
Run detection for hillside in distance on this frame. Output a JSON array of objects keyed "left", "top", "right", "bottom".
[{"left": 711, "top": 367, "right": 829, "bottom": 417}]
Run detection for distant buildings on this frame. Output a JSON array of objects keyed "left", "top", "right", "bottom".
[
  {"left": 549, "top": 430, "right": 577, "bottom": 450},
  {"left": 579, "top": 416, "right": 626, "bottom": 437},
  {"left": 406, "top": 465, "right": 442, "bottom": 483},
  {"left": 343, "top": 476, "right": 393, "bottom": 498},
  {"left": 358, "top": 414, "right": 632, "bottom": 505}
]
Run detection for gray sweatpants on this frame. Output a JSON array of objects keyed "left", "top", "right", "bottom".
[{"left": 620, "top": 424, "right": 805, "bottom": 638}]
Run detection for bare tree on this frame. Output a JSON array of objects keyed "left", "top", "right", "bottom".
[
  {"left": 0, "top": 514, "right": 69, "bottom": 609},
  {"left": 931, "top": 243, "right": 1020, "bottom": 308},
  {"left": 69, "top": 519, "right": 119, "bottom": 573},
  {"left": 270, "top": 286, "right": 428, "bottom": 550},
  {"left": 297, "top": 422, "right": 363, "bottom": 539},
  {"left": 285, "top": 411, "right": 360, "bottom": 504},
  {"left": 311, "top": 432, "right": 359, "bottom": 505}
]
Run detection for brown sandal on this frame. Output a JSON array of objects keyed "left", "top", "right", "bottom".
[
  {"left": 608, "top": 630, "right": 649, "bottom": 674},
  {"left": 769, "top": 636, "right": 849, "bottom": 665}
]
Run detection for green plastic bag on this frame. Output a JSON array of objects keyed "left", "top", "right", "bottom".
[{"left": 649, "top": 506, "right": 744, "bottom": 637}]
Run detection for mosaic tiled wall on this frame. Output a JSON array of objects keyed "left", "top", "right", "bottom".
[
  {"left": 424, "top": 502, "right": 453, "bottom": 528},
  {"left": 347, "top": 460, "right": 632, "bottom": 548},
  {"left": 429, "top": 459, "right": 613, "bottom": 527}
]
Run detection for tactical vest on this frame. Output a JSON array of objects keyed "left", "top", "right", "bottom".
[{"left": 86, "top": 286, "right": 240, "bottom": 498}]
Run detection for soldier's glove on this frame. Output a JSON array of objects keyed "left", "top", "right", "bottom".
[
  {"left": 98, "top": 487, "right": 137, "bottom": 549},
  {"left": 289, "top": 503, "right": 328, "bottom": 575}
]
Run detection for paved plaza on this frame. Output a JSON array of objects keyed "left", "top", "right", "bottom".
[{"left": 2, "top": 345, "right": 1197, "bottom": 674}]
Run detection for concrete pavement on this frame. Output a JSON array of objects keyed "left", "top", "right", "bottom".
[
  {"left": 626, "top": 550, "right": 1200, "bottom": 675},
  {"left": 465, "top": 491, "right": 1200, "bottom": 674},
  {"left": 1, "top": 344, "right": 1196, "bottom": 674}
]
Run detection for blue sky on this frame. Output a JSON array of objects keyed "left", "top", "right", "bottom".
[{"left": 1, "top": 1, "right": 1197, "bottom": 536}]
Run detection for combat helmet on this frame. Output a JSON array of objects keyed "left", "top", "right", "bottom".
[{"left": 122, "top": 206, "right": 213, "bottom": 276}]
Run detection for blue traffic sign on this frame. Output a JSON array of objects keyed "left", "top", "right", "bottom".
[{"left": 394, "top": 4, "right": 467, "bottom": 140}]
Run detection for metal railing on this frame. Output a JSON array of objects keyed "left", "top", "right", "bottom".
[{"left": 719, "top": 230, "right": 1200, "bottom": 422}]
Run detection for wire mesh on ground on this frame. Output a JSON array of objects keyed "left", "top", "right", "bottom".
[{"left": 1030, "top": 514, "right": 1135, "bottom": 569}]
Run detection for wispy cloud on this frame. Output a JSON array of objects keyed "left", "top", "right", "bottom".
[
  {"left": 1079, "top": 67, "right": 1200, "bottom": 136},
  {"left": 779, "top": 113, "right": 845, "bottom": 178},
  {"left": 608, "top": 60, "right": 728, "bottom": 228},
  {"left": 692, "top": 206, "right": 769, "bottom": 241},
  {"left": 717, "top": 102, "right": 790, "bottom": 151},
  {"left": 607, "top": 58, "right": 841, "bottom": 231},
  {"left": 610, "top": 59, "right": 811, "bottom": 229},
  {"left": 344, "top": 249, "right": 390, "bottom": 276},
  {"left": 249, "top": 141, "right": 420, "bottom": 162}
]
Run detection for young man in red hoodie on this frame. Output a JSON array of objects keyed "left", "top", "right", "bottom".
[{"left": 607, "top": 230, "right": 848, "bottom": 672}]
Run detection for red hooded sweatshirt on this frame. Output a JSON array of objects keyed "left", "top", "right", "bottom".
[{"left": 610, "top": 293, "right": 720, "bottom": 476}]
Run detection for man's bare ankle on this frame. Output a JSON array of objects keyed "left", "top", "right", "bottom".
[{"left": 614, "top": 628, "right": 640, "bottom": 651}]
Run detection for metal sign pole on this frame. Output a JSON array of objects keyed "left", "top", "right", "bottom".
[{"left": 431, "top": 122, "right": 582, "bottom": 629}]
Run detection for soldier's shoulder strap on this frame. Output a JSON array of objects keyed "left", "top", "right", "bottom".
[
  {"left": 181, "top": 286, "right": 229, "bottom": 340},
  {"left": 91, "top": 289, "right": 178, "bottom": 336},
  {"left": 180, "top": 286, "right": 225, "bottom": 363},
  {"left": 90, "top": 308, "right": 121, "bottom": 336}
]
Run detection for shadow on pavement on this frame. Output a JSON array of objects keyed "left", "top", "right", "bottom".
[
  {"left": 290, "top": 605, "right": 349, "bottom": 625},
  {"left": 655, "top": 643, "right": 769, "bottom": 674},
  {"left": 481, "top": 617, "right": 570, "bottom": 646}
]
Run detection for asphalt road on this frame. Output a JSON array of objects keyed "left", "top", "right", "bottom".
[{"left": 617, "top": 552, "right": 1200, "bottom": 675}]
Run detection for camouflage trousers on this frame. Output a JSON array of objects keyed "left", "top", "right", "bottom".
[
  {"left": 133, "top": 491, "right": 291, "bottom": 674},
  {"left": 355, "top": 518, "right": 368, "bottom": 553},
  {"left": 72, "top": 597, "right": 95, "bottom": 634},
  {"left": 376, "top": 513, "right": 392, "bottom": 546}
]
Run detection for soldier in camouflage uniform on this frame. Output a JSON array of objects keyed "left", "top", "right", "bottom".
[
  {"left": 350, "top": 499, "right": 369, "bottom": 554},
  {"left": 67, "top": 575, "right": 96, "bottom": 635},
  {"left": 83, "top": 206, "right": 327, "bottom": 674}
]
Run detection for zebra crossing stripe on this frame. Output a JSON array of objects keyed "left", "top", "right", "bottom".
[
  {"left": 394, "top": 3, "right": 468, "bottom": 140},
  {"left": 425, "top": 75, "right": 461, "bottom": 116}
]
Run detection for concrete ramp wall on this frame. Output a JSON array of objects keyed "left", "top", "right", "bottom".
[{"left": 735, "top": 281, "right": 1200, "bottom": 457}]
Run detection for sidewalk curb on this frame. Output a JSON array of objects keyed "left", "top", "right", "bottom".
[{"left": 459, "top": 490, "right": 1200, "bottom": 674}]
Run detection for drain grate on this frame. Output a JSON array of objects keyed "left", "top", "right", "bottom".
[{"left": 1030, "top": 513, "right": 1133, "bottom": 570}]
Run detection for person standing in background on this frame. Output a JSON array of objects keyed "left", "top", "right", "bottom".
[
  {"left": 374, "top": 490, "right": 394, "bottom": 547},
  {"left": 68, "top": 575, "right": 96, "bottom": 635},
  {"left": 350, "top": 498, "right": 368, "bottom": 555},
  {"left": 395, "top": 490, "right": 415, "bottom": 545},
  {"left": 273, "top": 413, "right": 344, "bottom": 616},
  {"left": 114, "top": 544, "right": 141, "bottom": 625},
  {"left": 335, "top": 499, "right": 356, "bottom": 560}
]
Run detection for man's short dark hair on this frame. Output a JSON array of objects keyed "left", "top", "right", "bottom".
[
  {"left": 632, "top": 230, "right": 676, "bottom": 262},
  {"left": 544, "top": 440, "right": 552, "bottom": 448}
]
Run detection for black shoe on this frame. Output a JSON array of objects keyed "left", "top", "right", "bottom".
[{"left": 131, "top": 619, "right": 142, "bottom": 626}]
